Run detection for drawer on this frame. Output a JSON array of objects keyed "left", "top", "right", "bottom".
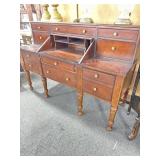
[
  {"left": 98, "top": 28, "right": 139, "bottom": 41},
  {"left": 22, "top": 52, "right": 40, "bottom": 63},
  {"left": 68, "top": 26, "right": 96, "bottom": 36},
  {"left": 32, "top": 31, "right": 49, "bottom": 44},
  {"left": 31, "top": 23, "right": 50, "bottom": 31},
  {"left": 96, "top": 39, "right": 136, "bottom": 61},
  {"left": 50, "top": 25, "right": 96, "bottom": 36},
  {"left": 42, "top": 63, "right": 76, "bottom": 88},
  {"left": 83, "top": 68, "right": 115, "bottom": 86},
  {"left": 41, "top": 56, "right": 77, "bottom": 72},
  {"left": 25, "top": 61, "right": 41, "bottom": 74},
  {"left": 83, "top": 80, "right": 113, "bottom": 101}
]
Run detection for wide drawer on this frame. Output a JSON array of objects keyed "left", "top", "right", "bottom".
[
  {"left": 31, "top": 23, "right": 50, "bottom": 31},
  {"left": 32, "top": 31, "right": 49, "bottom": 44},
  {"left": 41, "top": 56, "right": 77, "bottom": 72},
  {"left": 83, "top": 68, "right": 115, "bottom": 86},
  {"left": 83, "top": 80, "right": 113, "bottom": 101},
  {"left": 50, "top": 25, "right": 96, "bottom": 36},
  {"left": 42, "top": 63, "right": 77, "bottom": 88},
  {"left": 98, "top": 28, "right": 139, "bottom": 41}
]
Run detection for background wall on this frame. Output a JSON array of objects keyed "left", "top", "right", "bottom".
[{"left": 54, "top": 4, "right": 140, "bottom": 25}]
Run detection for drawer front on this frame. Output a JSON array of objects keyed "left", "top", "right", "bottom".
[
  {"left": 50, "top": 25, "right": 96, "bottom": 36},
  {"left": 32, "top": 31, "right": 49, "bottom": 44},
  {"left": 42, "top": 63, "right": 76, "bottom": 88},
  {"left": 96, "top": 39, "right": 136, "bottom": 61},
  {"left": 68, "top": 26, "right": 96, "bottom": 36},
  {"left": 31, "top": 23, "right": 50, "bottom": 31},
  {"left": 83, "top": 80, "right": 113, "bottom": 101},
  {"left": 98, "top": 28, "right": 139, "bottom": 41},
  {"left": 41, "top": 56, "right": 77, "bottom": 72},
  {"left": 83, "top": 68, "right": 115, "bottom": 86},
  {"left": 22, "top": 52, "right": 40, "bottom": 63},
  {"left": 25, "top": 61, "right": 41, "bottom": 74}
]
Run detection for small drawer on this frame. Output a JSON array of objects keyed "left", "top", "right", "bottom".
[
  {"left": 83, "top": 68, "right": 115, "bottom": 86},
  {"left": 50, "top": 25, "right": 68, "bottom": 33},
  {"left": 68, "top": 26, "right": 96, "bottom": 36},
  {"left": 41, "top": 56, "right": 76, "bottom": 72},
  {"left": 42, "top": 63, "right": 60, "bottom": 81},
  {"left": 32, "top": 31, "right": 49, "bottom": 44},
  {"left": 98, "top": 28, "right": 139, "bottom": 41},
  {"left": 25, "top": 62, "right": 41, "bottom": 74},
  {"left": 83, "top": 80, "right": 113, "bottom": 101},
  {"left": 31, "top": 23, "right": 50, "bottom": 31},
  {"left": 22, "top": 52, "right": 40, "bottom": 63}
]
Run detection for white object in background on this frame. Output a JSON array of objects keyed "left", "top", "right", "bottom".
[{"left": 115, "top": 4, "right": 135, "bottom": 25}]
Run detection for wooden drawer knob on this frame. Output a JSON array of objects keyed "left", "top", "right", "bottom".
[
  {"left": 29, "top": 64, "right": 32, "bottom": 67},
  {"left": 54, "top": 62, "right": 57, "bottom": 66},
  {"left": 82, "top": 29, "right": 86, "bottom": 34},
  {"left": 65, "top": 77, "right": 69, "bottom": 81},
  {"left": 55, "top": 27, "right": 59, "bottom": 31},
  {"left": 93, "top": 87, "right": 97, "bottom": 92},
  {"left": 37, "top": 26, "right": 41, "bottom": 29},
  {"left": 46, "top": 70, "right": 50, "bottom": 74},
  {"left": 111, "top": 46, "right": 116, "bottom": 51},
  {"left": 26, "top": 54, "right": 30, "bottom": 58},
  {"left": 113, "top": 32, "right": 118, "bottom": 36},
  {"left": 94, "top": 74, "right": 99, "bottom": 78}
]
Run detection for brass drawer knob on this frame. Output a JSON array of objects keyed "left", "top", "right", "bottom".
[
  {"left": 54, "top": 62, "right": 57, "bottom": 66},
  {"left": 55, "top": 27, "right": 59, "bottom": 31},
  {"left": 65, "top": 77, "right": 69, "bottom": 81},
  {"left": 46, "top": 70, "right": 50, "bottom": 74},
  {"left": 93, "top": 87, "right": 97, "bottom": 91},
  {"left": 113, "top": 32, "right": 118, "bottom": 36},
  {"left": 82, "top": 29, "right": 86, "bottom": 34},
  {"left": 39, "top": 36, "right": 42, "bottom": 40},
  {"left": 29, "top": 64, "right": 32, "bottom": 67},
  {"left": 111, "top": 46, "right": 116, "bottom": 51},
  {"left": 37, "top": 26, "right": 41, "bottom": 29},
  {"left": 94, "top": 74, "right": 99, "bottom": 78}
]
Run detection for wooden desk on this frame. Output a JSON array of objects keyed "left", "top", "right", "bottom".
[{"left": 20, "top": 22, "right": 140, "bottom": 131}]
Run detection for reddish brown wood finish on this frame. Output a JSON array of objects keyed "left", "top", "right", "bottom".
[{"left": 20, "top": 22, "right": 140, "bottom": 131}]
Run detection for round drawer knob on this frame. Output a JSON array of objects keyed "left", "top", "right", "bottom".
[
  {"left": 111, "top": 46, "right": 116, "bottom": 51},
  {"left": 113, "top": 32, "right": 118, "bottom": 36},
  {"left": 65, "top": 77, "right": 69, "bottom": 81},
  {"left": 26, "top": 54, "right": 30, "bottom": 58},
  {"left": 55, "top": 27, "right": 59, "bottom": 31},
  {"left": 39, "top": 36, "right": 42, "bottom": 40},
  {"left": 29, "top": 64, "right": 32, "bottom": 67},
  {"left": 82, "top": 29, "right": 86, "bottom": 34},
  {"left": 46, "top": 70, "right": 50, "bottom": 74},
  {"left": 54, "top": 62, "right": 57, "bottom": 66},
  {"left": 37, "top": 26, "right": 41, "bottom": 29},
  {"left": 94, "top": 74, "right": 98, "bottom": 78},
  {"left": 93, "top": 87, "right": 97, "bottom": 91}
]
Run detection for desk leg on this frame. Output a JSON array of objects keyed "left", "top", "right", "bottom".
[
  {"left": 77, "top": 92, "right": 84, "bottom": 116},
  {"left": 128, "top": 117, "right": 140, "bottom": 140},
  {"left": 107, "top": 76, "right": 124, "bottom": 131},
  {"left": 41, "top": 76, "right": 49, "bottom": 98},
  {"left": 25, "top": 70, "right": 33, "bottom": 90}
]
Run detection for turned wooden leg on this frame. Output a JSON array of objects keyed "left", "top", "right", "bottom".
[
  {"left": 128, "top": 117, "right": 140, "bottom": 140},
  {"left": 77, "top": 92, "right": 84, "bottom": 116},
  {"left": 107, "top": 107, "right": 118, "bottom": 131},
  {"left": 25, "top": 70, "right": 33, "bottom": 90},
  {"left": 41, "top": 76, "right": 49, "bottom": 98}
]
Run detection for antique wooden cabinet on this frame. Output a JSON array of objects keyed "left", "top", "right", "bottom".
[{"left": 20, "top": 22, "right": 140, "bottom": 131}]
